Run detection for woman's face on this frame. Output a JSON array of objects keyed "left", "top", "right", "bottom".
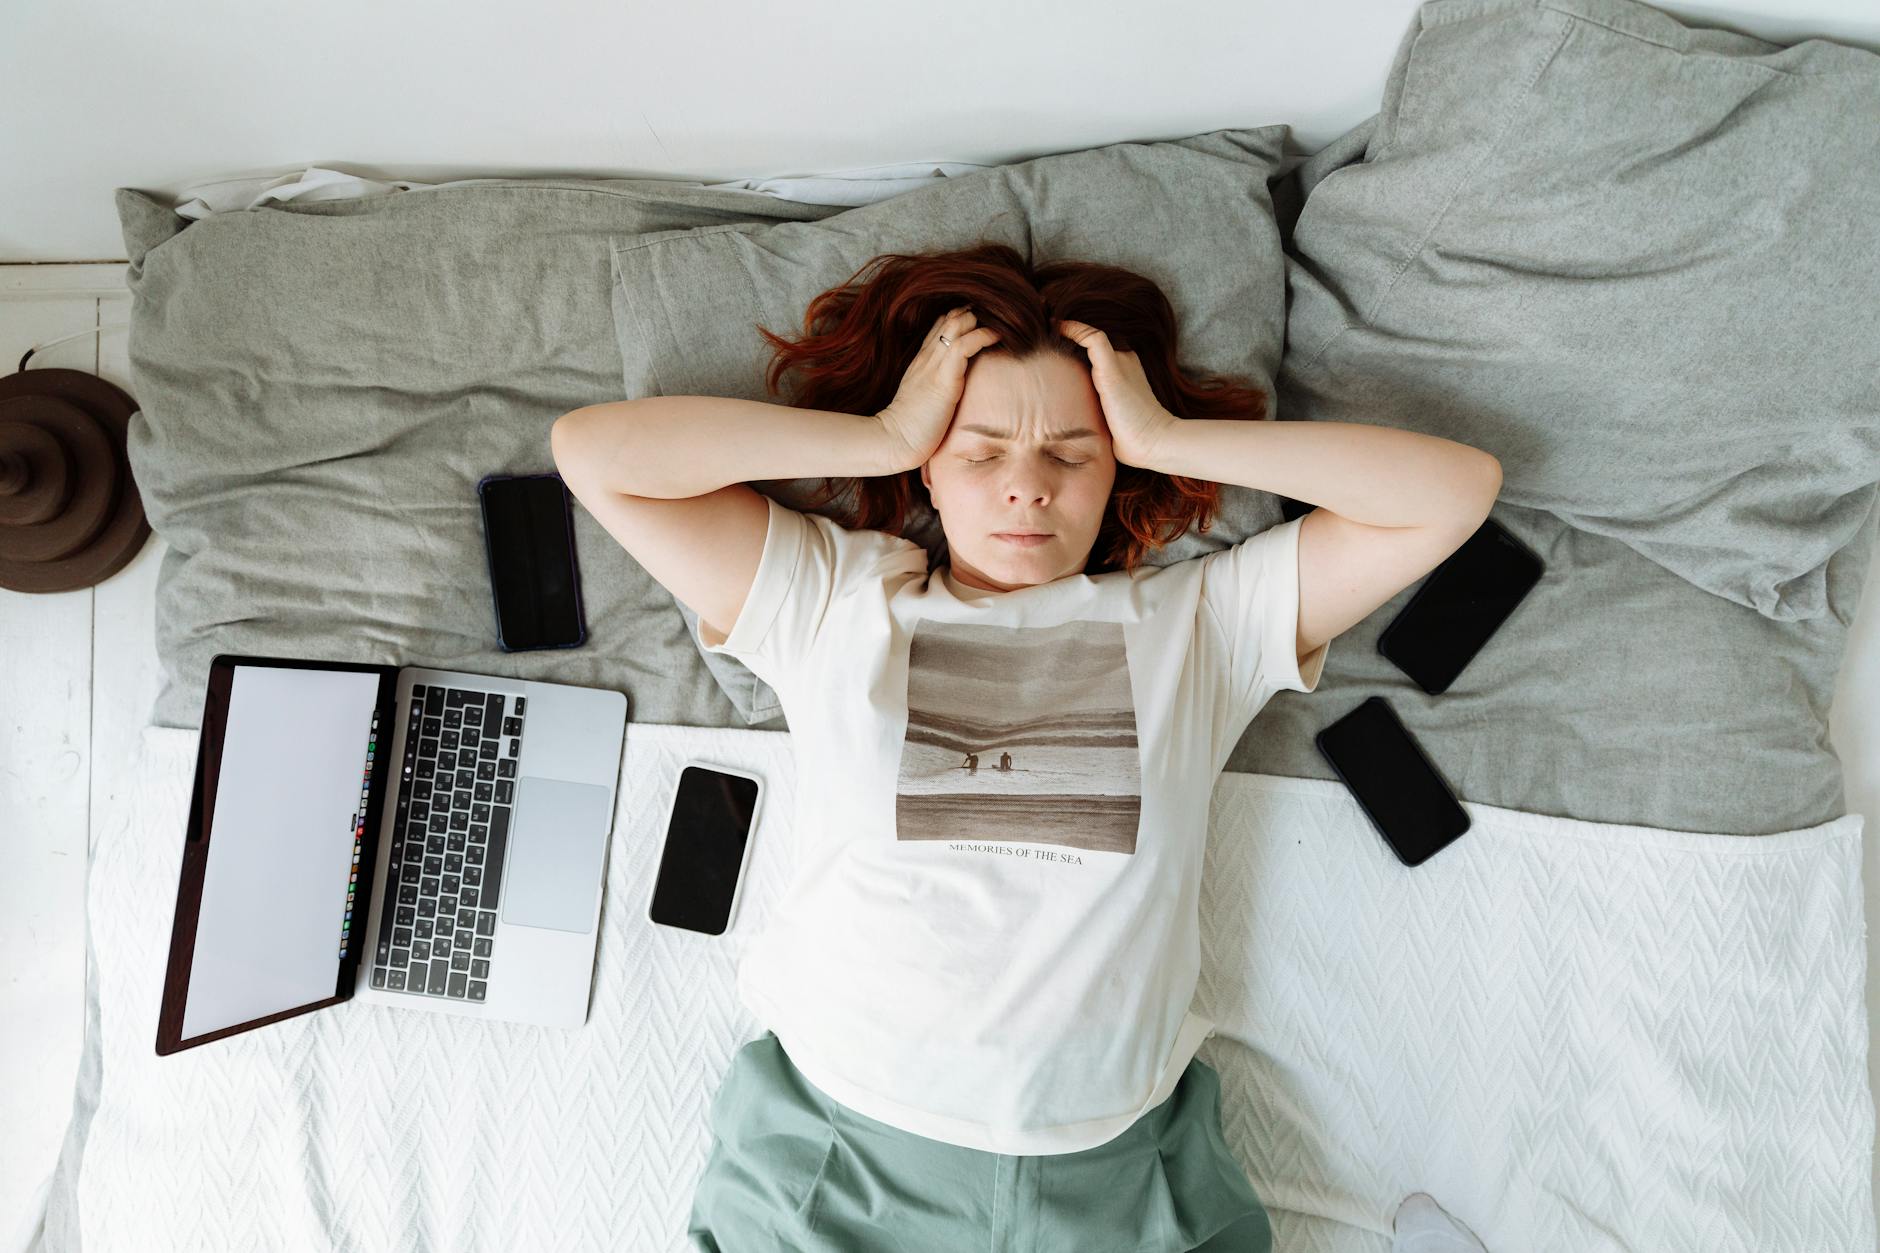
[{"left": 919, "top": 350, "right": 1118, "bottom": 593}]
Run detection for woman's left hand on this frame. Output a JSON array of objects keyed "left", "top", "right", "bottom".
[{"left": 1057, "top": 319, "right": 1177, "bottom": 469}]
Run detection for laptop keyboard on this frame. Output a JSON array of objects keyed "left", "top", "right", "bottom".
[{"left": 372, "top": 683, "right": 527, "bottom": 1003}]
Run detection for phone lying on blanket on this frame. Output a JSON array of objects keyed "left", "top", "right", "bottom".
[
  {"left": 1315, "top": 696, "right": 1471, "bottom": 868},
  {"left": 478, "top": 473, "right": 587, "bottom": 651},
  {"left": 1376, "top": 516, "right": 1543, "bottom": 694},
  {"left": 647, "top": 762, "right": 764, "bottom": 936}
]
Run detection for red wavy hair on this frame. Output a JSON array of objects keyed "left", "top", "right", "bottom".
[{"left": 754, "top": 241, "right": 1270, "bottom": 575}]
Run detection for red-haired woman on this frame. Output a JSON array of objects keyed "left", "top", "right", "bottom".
[{"left": 554, "top": 243, "right": 1502, "bottom": 1252}]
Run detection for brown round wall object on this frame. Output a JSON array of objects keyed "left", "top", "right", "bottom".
[{"left": 0, "top": 367, "right": 150, "bottom": 593}]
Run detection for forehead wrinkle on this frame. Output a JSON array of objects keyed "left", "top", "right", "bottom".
[{"left": 957, "top": 423, "right": 1098, "bottom": 443}]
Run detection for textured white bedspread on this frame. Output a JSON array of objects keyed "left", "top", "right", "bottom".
[{"left": 33, "top": 720, "right": 1873, "bottom": 1252}]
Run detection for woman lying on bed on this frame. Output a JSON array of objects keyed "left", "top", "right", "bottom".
[{"left": 551, "top": 242, "right": 1503, "bottom": 1253}]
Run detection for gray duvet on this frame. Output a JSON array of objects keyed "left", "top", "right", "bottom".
[{"left": 116, "top": 0, "right": 1877, "bottom": 839}]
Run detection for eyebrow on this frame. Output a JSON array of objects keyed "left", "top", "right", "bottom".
[{"left": 957, "top": 424, "right": 1099, "bottom": 443}]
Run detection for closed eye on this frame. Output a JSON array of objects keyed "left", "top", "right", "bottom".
[{"left": 965, "top": 455, "right": 1086, "bottom": 466}]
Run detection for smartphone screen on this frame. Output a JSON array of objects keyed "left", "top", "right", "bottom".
[
  {"left": 649, "top": 765, "right": 761, "bottom": 936},
  {"left": 1315, "top": 696, "right": 1470, "bottom": 867},
  {"left": 478, "top": 474, "right": 585, "bottom": 651},
  {"left": 1376, "top": 517, "right": 1542, "bottom": 694}
]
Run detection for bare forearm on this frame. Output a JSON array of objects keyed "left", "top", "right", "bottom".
[
  {"left": 1145, "top": 418, "right": 1501, "bottom": 528},
  {"left": 552, "top": 397, "right": 905, "bottom": 499}
]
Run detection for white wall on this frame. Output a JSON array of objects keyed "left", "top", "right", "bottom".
[{"left": 4, "top": 0, "right": 1877, "bottom": 263}]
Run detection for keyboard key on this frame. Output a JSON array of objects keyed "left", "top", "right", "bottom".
[
  {"left": 464, "top": 703, "right": 483, "bottom": 728},
  {"left": 476, "top": 760, "right": 496, "bottom": 782},
  {"left": 513, "top": 697, "right": 525, "bottom": 716},
  {"left": 422, "top": 714, "right": 441, "bottom": 737},
  {"left": 468, "top": 980, "right": 486, "bottom": 1002},
  {"left": 459, "top": 884, "right": 479, "bottom": 908},
  {"left": 476, "top": 911, "right": 496, "bottom": 937},
  {"left": 508, "top": 738, "right": 519, "bottom": 758},
  {"left": 473, "top": 937, "right": 492, "bottom": 957},
  {"left": 457, "top": 747, "right": 477, "bottom": 770},
  {"left": 442, "top": 873, "right": 461, "bottom": 896},
  {"left": 447, "top": 971, "right": 468, "bottom": 999},
  {"left": 394, "top": 925, "right": 413, "bottom": 948},
  {"left": 422, "top": 875, "right": 440, "bottom": 897},
  {"left": 415, "top": 917, "right": 434, "bottom": 940},
  {"left": 444, "top": 708, "right": 462, "bottom": 730},
  {"left": 457, "top": 907, "right": 476, "bottom": 929},
  {"left": 467, "top": 844, "right": 485, "bottom": 866},
  {"left": 498, "top": 758, "right": 517, "bottom": 779},
  {"left": 418, "top": 898, "right": 437, "bottom": 919},
  {"left": 398, "top": 883, "right": 419, "bottom": 906},
  {"left": 472, "top": 959, "right": 490, "bottom": 979},
  {"left": 454, "top": 787, "right": 471, "bottom": 809},
  {"left": 434, "top": 936, "right": 452, "bottom": 957},
  {"left": 424, "top": 854, "right": 443, "bottom": 877},
  {"left": 451, "top": 950, "right": 470, "bottom": 973},
  {"left": 495, "top": 779, "right": 513, "bottom": 805},
  {"left": 392, "top": 947, "right": 409, "bottom": 969},
  {"left": 372, "top": 965, "right": 386, "bottom": 989},
  {"left": 412, "top": 940, "right": 431, "bottom": 963},
  {"left": 428, "top": 959, "right": 449, "bottom": 994},
  {"left": 479, "top": 739, "right": 498, "bottom": 760},
  {"left": 389, "top": 969, "right": 407, "bottom": 991},
  {"left": 395, "top": 905, "right": 415, "bottom": 926},
  {"left": 447, "top": 832, "right": 466, "bottom": 854},
  {"left": 485, "top": 694, "right": 504, "bottom": 725},
  {"left": 486, "top": 806, "right": 510, "bottom": 897},
  {"left": 471, "top": 803, "right": 489, "bottom": 826},
  {"left": 448, "top": 690, "right": 469, "bottom": 708},
  {"left": 456, "top": 769, "right": 475, "bottom": 791},
  {"left": 502, "top": 716, "right": 522, "bottom": 737}
]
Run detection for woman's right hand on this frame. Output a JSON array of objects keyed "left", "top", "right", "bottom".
[{"left": 877, "top": 306, "right": 1001, "bottom": 472}]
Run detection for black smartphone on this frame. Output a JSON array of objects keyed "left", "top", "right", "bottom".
[
  {"left": 477, "top": 473, "right": 586, "bottom": 652},
  {"left": 647, "top": 762, "right": 765, "bottom": 936},
  {"left": 1315, "top": 696, "right": 1471, "bottom": 867},
  {"left": 1376, "top": 515, "right": 1543, "bottom": 694}
]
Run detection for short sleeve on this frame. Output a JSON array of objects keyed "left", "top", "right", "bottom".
[
  {"left": 694, "top": 495, "right": 924, "bottom": 696},
  {"left": 1198, "top": 515, "right": 1330, "bottom": 723}
]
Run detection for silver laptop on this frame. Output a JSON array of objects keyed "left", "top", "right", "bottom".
[{"left": 157, "top": 654, "right": 628, "bottom": 1055}]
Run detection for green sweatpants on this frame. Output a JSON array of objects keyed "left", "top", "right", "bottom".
[{"left": 688, "top": 1031, "right": 1272, "bottom": 1253}]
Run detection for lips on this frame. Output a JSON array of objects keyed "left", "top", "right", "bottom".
[{"left": 995, "top": 532, "right": 1053, "bottom": 546}]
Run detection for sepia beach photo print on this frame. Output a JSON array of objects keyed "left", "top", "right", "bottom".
[{"left": 896, "top": 618, "right": 1142, "bottom": 855}]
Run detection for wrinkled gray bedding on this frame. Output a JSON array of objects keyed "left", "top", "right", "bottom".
[{"left": 116, "top": 0, "right": 1877, "bottom": 842}]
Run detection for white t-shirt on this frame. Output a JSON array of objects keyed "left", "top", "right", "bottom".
[{"left": 696, "top": 495, "right": 1330, "bottom": 1155}]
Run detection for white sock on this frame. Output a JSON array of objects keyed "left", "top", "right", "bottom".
[{"left": 1391, "top": 1192, "right": 1489, "bottom": 1253}]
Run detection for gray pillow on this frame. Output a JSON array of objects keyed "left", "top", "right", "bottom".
[
  {"left": 1277, "top": 0, "right": 1880, "bottom": 622},
  {"left": 608, "top": 126, "right": 1296, "bottom": 724}
]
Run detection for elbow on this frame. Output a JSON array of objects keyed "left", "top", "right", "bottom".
[
  {"left": 550, "top": 410, "right": 587, "bottom": 477},
  {"left": 1474, "top": 453, "right": 1503, "bottom": 509}
]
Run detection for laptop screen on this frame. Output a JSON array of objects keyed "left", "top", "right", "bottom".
[{"left": 178, "top": 663, "right": 383, "bottom": 1040}]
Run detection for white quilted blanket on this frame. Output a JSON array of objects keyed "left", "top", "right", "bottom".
[{"left": 39, "top": 720, "right": 1874, "bottom": 1251}]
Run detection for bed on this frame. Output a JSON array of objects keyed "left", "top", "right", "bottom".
[{"left": 24, "top": 0, "right": 1880, "bottom": 1248}]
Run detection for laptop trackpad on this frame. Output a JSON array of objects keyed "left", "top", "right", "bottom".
[{"left": 500, "top": 777, "right": 612, "bottom": 934}]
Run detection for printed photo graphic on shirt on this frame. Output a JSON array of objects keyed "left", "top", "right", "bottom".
[{"left": 895, "top": 619, "right": 1142, "bottom": 855}]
